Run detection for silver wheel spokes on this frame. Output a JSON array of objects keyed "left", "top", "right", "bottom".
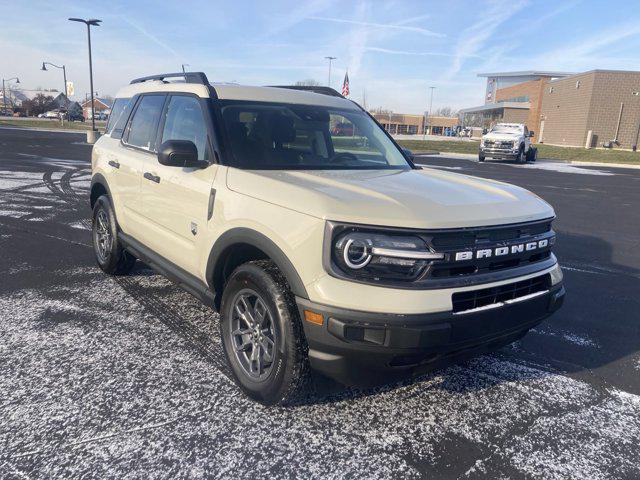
[
  {"left": 231, "top": 291, "right": 276, "bottom": 380},
  {"left": 94, "top": 209, "right": 112, "bottom": 261}
]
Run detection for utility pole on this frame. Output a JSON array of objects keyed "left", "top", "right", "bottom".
[{"left": 325, "top": 56, "right": 336, "bottom": 87}]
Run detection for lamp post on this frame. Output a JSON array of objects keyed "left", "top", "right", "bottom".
[
  {"left": 69, "top": 17, "right": 101, "bottom": 134},
  {"left": 41, "top": 62, "right": 68, "bottom": 118},
  {"left": 324, "top": 56, "right": 336, "bottom": 88},
  {"left": 1, "top": 77, "right": 20, "bottom": 115},
  {"left": 425, "top": 86, "right": 436, "bottom": 137}
]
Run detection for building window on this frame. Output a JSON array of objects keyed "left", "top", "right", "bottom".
[
  {"left": 549, "top": 86, "right": 554, "bottom": 93},
  {"left": 408, "top": 125, "right": 418, "bottom": 134},
  {"left": 397, "top": 124, "right": 408, "bottom": 134},
  {"left": 576, "top": 80, "right": 581, "bottom": 89}
]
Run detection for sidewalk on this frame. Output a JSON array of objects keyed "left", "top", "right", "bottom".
[{"left": 414, "top": 151, "right": 640, "bottom": 170}]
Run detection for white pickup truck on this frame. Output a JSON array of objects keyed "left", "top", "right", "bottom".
[{"left": 479, "top": 123, "right": 537, "bottom": 163}]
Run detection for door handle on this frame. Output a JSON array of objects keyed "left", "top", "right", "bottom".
[
  {"left": 108, "top": 160, "right": 120, "bottom": 169},
  {"left": 144, "top": 172, "right": 160, "bottom": 184}
]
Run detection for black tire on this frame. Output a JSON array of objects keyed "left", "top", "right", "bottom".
[
  {"left": 92, "top": 195, "right": 136, "bottom": 275},
  {"left": 516, "top": 146, "right": 526, "bottom": 164},
  {"left": 220, "top": 260, "right": 309, "bottom": 405},
  {"left": 478, "top": 154, "right": 485, "bottom": 162},
  {"left": 526, "top": 146, "right": 538, "bottom": 162}
]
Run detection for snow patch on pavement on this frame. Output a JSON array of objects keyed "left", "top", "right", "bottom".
[{"left": 512, "top": 162, "right": 615, "bottom": 176}]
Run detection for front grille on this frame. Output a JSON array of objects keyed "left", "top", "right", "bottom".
[
  {"left": 483, "top": 140, "right": 514, "bottom": 150},
  {"left": 430, "top": 219, "right": 552, "bottom": 250},
  {"left": 452, "top": 274, "right": 550, "bottom": 313}
]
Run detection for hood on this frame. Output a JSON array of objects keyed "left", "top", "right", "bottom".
[
  {"left": 483, "top": 132, "right": 522, "bottom": 141},
  {"left": 226, "top": 167, "right": 554, "bottom": 229}
]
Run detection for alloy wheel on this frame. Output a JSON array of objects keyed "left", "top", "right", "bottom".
[
  {"left": 229, "top": 289, "right": 277, "bottom": 380},
  {"left": 94, "top": 209, "right": 112, "bottom": 262}
]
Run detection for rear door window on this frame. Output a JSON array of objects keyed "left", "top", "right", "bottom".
[
  {"left": 160, "top": 95, "right": 210, "bottom": 161},
  {"left": 125, "top": 95, "right": 166, "bottom": 151}
]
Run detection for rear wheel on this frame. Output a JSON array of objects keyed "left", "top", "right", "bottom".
[
  {"left": 92, "top": 195, "right": 136, "bottom": 275},
  {"left": 220, "top": 260, "right": 308, "bottom": 405}
]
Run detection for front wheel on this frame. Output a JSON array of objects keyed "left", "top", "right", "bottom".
[
  {"left": 526, "top": 146, "right": 538, "bottom": 162},
  {"left": 92, "top": 195, "right": 136, "bottom": 275},
  {"left": 220, "top": 260, "right": 309, "bottom": 405},
  {"left": 478, "top": 153, "right": 485, "bottom": 162},
  {"left": 516, "top": 147, "right": 526, "bottom": 164}
]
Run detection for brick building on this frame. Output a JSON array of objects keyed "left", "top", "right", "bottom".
[
  {"left": 460, "top": 71, "right": 572, "bottom": 133},
  {"left": 540, "top": 70, "right": 640, "bottom": 148},
  {"left": 370, "top": 112, "right": 458, "bottom": 135}
]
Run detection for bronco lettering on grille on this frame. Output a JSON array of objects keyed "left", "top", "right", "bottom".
[{"left": 454, "top": 238, "right": 551, "bottom": 261}]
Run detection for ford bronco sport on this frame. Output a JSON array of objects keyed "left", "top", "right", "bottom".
[
  {"left": 479, "top": 123, "right": 537, "bottom": 163},
  {"left": 91, "top": 73, "right": 565, "bottom": 404}
]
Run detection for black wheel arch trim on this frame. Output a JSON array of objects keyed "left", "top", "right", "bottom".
[
  {"left": 90, "top": 173, "right": 113, "bottom": 208},
  {"left": 206, "top": 228, "right": 309, "bottom": 299}
]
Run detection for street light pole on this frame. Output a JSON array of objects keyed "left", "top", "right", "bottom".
[
  {"left": 69, "top": 17, "right": 101, "bottom": 133},
  {"left": 426, "top": 86, "right": 436, "bottom": 136},
  {"left": 41, "top": 62, "right": 68, "bottom": 117},
  {"left": 325, "top": 56, "right": 336, "bottom": 87},
  {"left": 1, "top": 77, "right": 20, "bottom": 115}
]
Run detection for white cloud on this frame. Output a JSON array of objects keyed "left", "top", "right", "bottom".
[
  {"left": 445, "top": 0, "right": 530, "bottom": 79},
  {"left": 307, "top": 15, "right": 444, "bottom": 37}
]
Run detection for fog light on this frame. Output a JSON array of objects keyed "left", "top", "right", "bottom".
[
  {"left": 304, "top": 309, "right": 324, "bottom": 326},
  {"left": 550, "top": 264, "right": 563, "bottom": 285}
]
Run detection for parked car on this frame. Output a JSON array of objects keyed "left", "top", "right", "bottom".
[
  {"left": 479, "top": 123, "right": 537, "bottom": 163},
  {"left": 90, "top": 73, "right": 564, "bottom": 404},
  {"left": 38, "top": 110, "right": 61, "bottom": 119}
]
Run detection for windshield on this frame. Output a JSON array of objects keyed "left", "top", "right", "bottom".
[
  {"left": 220, "top": 101, "right": 411, "bottom": 170},
  {"left": 490, "top": 125, "right": 522, "bottom": 134}
]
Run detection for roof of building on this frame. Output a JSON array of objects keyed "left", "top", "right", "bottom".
[
  {"left": 459, "top": 101, "right": 531, "bottom": 114},
  {"left": 80, "top": 97, "right": 113, "bottom": 108},
  {"left": 548, "top": 69, "right": 640, "bottom": 83},
  {"left": 115, "top": 79, "right": 358, "bottom": 110},
  {"left": 477, "top": 71, "right": 573, "bottom": 78},
  {"left": 0, "top": 89, "right": 64, "bottom": 101}
]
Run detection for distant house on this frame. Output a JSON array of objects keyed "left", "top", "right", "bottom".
[
  {"left": 81, "top": 97, "right": 112, "bottom": 119},
  {"left": 0, "top": 88, "right": 67, "bottom": 110}
]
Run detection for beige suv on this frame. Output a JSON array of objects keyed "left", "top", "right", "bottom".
[{"left": 91, "top": 72, "right": 565, "bottom": 404}]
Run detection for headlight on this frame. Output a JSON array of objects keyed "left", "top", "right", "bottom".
[{"left": 332, "top": 230, "right": 444, "bottom": 282}]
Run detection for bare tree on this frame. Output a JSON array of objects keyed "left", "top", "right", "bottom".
[
  {"left": 370, "top": 107, "right": 393, "bottom": 115},
  {"left": 294, "top": 79, "right": 321, "bottom": 86},
  {"left": 433, "top": 106, "right": 457, "bottom": 117}
]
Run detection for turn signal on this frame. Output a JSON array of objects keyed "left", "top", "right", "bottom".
[{"left": 304, "top": 310, "right": 324, "bottom": 326}]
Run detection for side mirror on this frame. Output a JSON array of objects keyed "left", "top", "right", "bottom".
[
  {"left": 158, "top": 140, "right": 204, "bottom": 168},
  {"left": 529, "top": 131, "right": 535, "bottom": 137},
  {"left": 402, "top": 148, "right": 415, "bottom": 161}
]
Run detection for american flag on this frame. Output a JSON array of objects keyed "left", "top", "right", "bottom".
[{"left": 342, "top": 71, "right": 350, "bottom": 96}]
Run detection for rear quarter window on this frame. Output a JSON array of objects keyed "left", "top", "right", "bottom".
[{"left": 106, "top": 98, "right": 133, "bottom": 139}]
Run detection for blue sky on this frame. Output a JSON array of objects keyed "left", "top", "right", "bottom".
[{"left": 4, "top": 0, "right": 640, "bottom": 113}]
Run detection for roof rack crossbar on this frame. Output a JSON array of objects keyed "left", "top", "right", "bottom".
[
  {"left": 130, "top": 72, "right": 210, "bottom": 85},
  {"left": 269, "top": 85, "right": 344, "bottom": 98}
]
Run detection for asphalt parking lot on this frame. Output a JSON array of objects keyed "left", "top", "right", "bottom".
[{"left": 1, "top": 127, "right": 639, "bottom": 479}]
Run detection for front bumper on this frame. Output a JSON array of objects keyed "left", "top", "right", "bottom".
[
  {"left": 297, "top": 281, "right": 565, "bottom": 385},
  {"left": 480, "top": 147, "right": 519, "bottom": 159}
]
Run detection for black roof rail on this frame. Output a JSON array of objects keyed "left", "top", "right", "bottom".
[
  {"left": 130, "top": 72, "right": 210, "bottom": 85},
  {"left": 270, "top": 85, "right": 344, "bottom": 98}
]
